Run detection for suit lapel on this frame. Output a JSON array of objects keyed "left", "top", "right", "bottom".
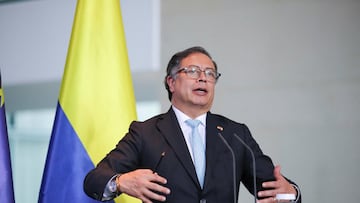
[{"left": 157, "top": 108, "right": 200, "bottom": 188}]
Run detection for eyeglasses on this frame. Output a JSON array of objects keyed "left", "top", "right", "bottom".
[{"left": 175, "top": 65, "right": 221, "bottom": 82}]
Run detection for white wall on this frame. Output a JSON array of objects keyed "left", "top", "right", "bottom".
[
  {"left": 0, "top": 0, "right": 162, "bottom": 112},
  {"left": 0, "top": 0, "right": 159, "bottom": 86},
  {"left": 161, "top": 0, "right": 360, "bottom": 202}
]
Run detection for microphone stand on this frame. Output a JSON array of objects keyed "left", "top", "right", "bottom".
[
  {"left": 218, "top": 132, "right": 237, "bottom": 203},
  {"left": 233, "top": 133, "right": 257, "bottom": 203}
]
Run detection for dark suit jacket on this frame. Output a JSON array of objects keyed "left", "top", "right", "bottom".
[{"left": 84, "top": 108, "right": 300, "bottom": 203}]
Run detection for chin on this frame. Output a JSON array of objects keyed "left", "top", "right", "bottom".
[{"left": 193, "top": 101, "right": 212, "bottom": 109}]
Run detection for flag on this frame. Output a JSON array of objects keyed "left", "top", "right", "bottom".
[
  {"left": 0, "top": 72, "right": 15, "bottom": 203},
  {"left": 38, "top": 0, "right": 139, "bottom": 202}
]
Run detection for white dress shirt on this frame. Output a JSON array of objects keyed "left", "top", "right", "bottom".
[{"left": 172, "top": 106, "right": 207, "bottom": 162}]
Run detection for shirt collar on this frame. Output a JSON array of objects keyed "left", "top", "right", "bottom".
[{"left": 172, "top": 105, "right": 207, "bottom": 126}]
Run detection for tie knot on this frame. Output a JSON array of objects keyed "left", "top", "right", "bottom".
[{"left": 185, "top": 119, "right": 201, "bottom": 129}]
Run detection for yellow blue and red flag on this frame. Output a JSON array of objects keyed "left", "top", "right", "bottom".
[
  {"left": 0, "top": 73, "right": 15, "bottom": 203},
  {"left": 38, "top": 0, "right": 139, "bottom": 202}
]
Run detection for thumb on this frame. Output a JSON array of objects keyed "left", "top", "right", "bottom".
[{"left": 273, "top": 165, "right": 282, "bottom": 180}]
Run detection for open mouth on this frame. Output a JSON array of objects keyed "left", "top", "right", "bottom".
[{"left": 194, "top": 88, "right": 207, "bottom": 93}]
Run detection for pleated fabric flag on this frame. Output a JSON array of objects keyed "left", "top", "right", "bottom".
[
  {"left": 0, "top": 73, "right": 15, "bottom": 203},
  {"left": 38, "top": 0, "right": 139, "bottom": 202}
]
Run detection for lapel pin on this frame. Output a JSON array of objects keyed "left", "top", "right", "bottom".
[{"left": 217, "top": 126, "right": 223, "bottom": 131}]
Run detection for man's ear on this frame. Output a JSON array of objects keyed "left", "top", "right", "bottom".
[{"left": 167, "top": 76, "right": 175, "bottom": 92}]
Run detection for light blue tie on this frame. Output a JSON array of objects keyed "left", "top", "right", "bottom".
[{"left": 186, "top": 119, "right": 205, "bottom": 188}]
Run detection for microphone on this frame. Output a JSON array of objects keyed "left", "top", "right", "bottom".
[
  {"left": 233, "top": 133, "right": 257, "bottom": 203},
  {"left": 217, "top": 125, "right": 257, "bottom": 203},
  {"left": 217, "top": 130, "right": 237, "bottom": 203},
  {"left": 153, "top": 151, "right": 166, "bottom": 173}
]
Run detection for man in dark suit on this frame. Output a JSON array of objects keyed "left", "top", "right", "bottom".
[{"left": 84, "top": 46, "right": 301, "bottom": 203}]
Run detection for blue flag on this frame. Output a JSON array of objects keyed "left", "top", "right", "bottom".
[{"left": 0, "top": 73, "right": 15, "bottom": 203}]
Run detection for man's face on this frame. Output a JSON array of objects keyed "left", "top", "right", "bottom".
[{"left": 167, "top": 52, "right": 217, "bottom": 115}]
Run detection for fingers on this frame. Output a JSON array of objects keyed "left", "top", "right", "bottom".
[
  {"left": 152, "top": 172, "right": 168, "bottom": 185},
  {"left": 262, "top": 165, "right": 285, "bottom": 190},
  {"left": 257, "top": 196, "right": 278, "bottom": 203},
  {"left": 141, "top": 183, "right": 168, "bottom": 202},
  {"left": 258, "top": 165, "right": 297, "bottom": 201},
  {"left": 117, "top": 169, "right": 171, "bottom": 202},
  {"left": 258, "top": 184, "right": 277, "bottom": 200},
  {"left": 273, "top": 165, "right": 282, "bottom": 180},
  {"left": 148, "top": 177, "right": 171, "bottom": 196}
]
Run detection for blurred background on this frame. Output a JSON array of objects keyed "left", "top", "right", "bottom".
[{"left": 1, "top": 0, "right": 359, "bottom": 202}]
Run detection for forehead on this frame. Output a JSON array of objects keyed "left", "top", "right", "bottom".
[{"left": 180, "top": 52, "right": 215, "bottom": 68}]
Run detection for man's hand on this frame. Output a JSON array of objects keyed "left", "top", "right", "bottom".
[
  {"left": 116, "top": 169, "right": 171, "bottom": 203},
  {"left": 257, "top": 165, "right": 297, "bottom": 203}
]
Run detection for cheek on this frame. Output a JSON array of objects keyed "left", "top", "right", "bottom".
[
  {"left": 171, "top": 79, "right": 185, "bottom": 91},
  {"left": 208, "top": 86, "right": 216, "bottom": 97}
]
